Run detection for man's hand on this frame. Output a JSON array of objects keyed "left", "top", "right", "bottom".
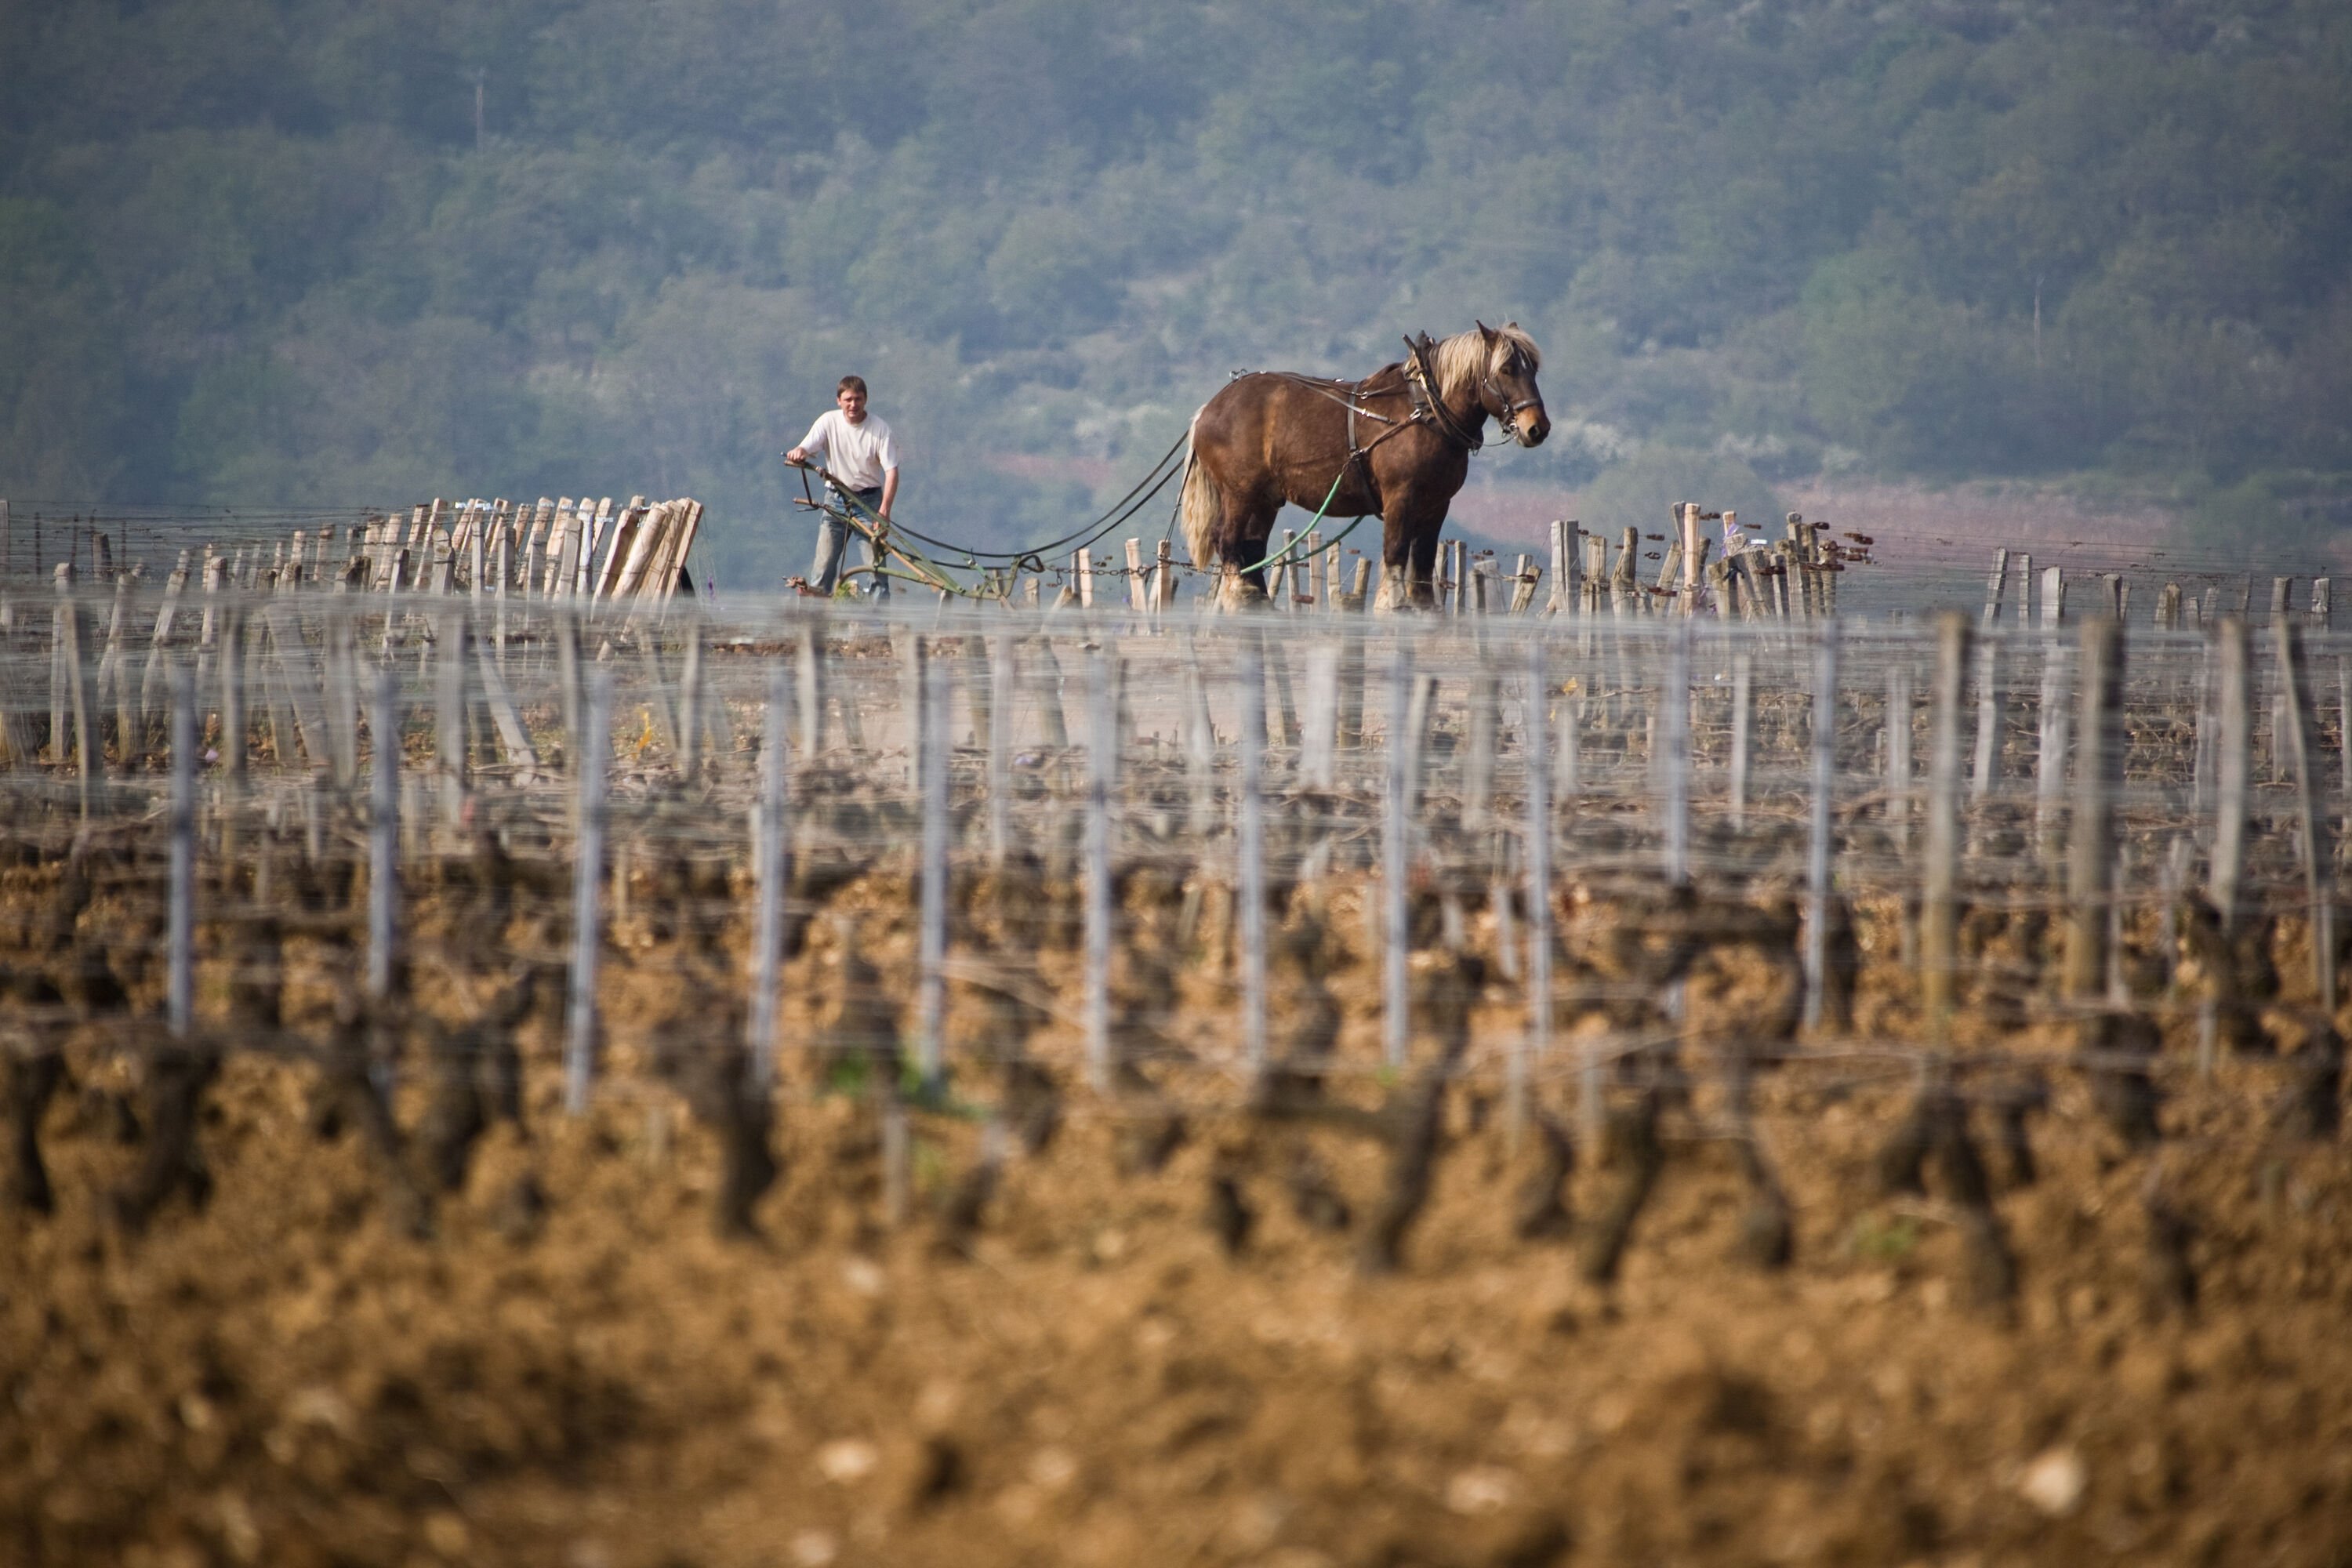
[{"left": 785, "top": 447, "right": 810, "bottom": 467}]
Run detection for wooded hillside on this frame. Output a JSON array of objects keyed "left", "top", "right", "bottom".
[{"left": 4, "top": 0, "right": 2347, "bottom": 583}]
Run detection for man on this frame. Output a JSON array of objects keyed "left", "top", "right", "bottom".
[{"left": 787, "top": 375, "right": 901, "bottom": 601}]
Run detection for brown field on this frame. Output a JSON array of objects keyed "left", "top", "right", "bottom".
[{"left": 9, "top": 844, "right": 2352, "bottom": 1568}]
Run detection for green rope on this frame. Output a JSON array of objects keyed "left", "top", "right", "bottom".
[{"left": 1249, "top": 463, "right": 1376, "bottom": 576}]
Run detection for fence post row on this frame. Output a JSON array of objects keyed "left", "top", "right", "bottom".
[{"left": 12, "top": 523, "right": 2352, "bottom": 1217}]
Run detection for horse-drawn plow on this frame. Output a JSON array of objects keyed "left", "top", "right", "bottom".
[{"left": 6, "top": 539, "right": 2352, "bottom": 1566}]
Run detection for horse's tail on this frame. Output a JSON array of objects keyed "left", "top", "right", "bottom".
[{"left": 1180, "top": 415, "right": 1219, "bottom": 575}]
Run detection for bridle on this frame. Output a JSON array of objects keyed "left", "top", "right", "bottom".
[{"left": 1403, "top": 332, "right": 1543, "bottom": 451}]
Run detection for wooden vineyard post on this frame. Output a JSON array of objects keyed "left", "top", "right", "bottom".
[
  {"left": 494, "top": 521, "right": 511, "bottom": 666},
  {"left": 1181, "top": 645, "right": 1216, "bottom": 837},
  {"left": 675, "top": 622, "right": 703, "bottom": 782},
  {"left": 1680, "top": 504, "right": 1702, "bottom": 617},
  {"left": 895, "top": 630, "right": 924, "bottom": 789},
  {"left": 916, "top": 652, "right": 950, "bottom": 1094},
  {"left": 194, "top": 550, "right": 222, "bottom": 699},
  {"left": 167, "top": 665, "right": 195, "bottom": 1041},
  {"left": 1655, "top": 519, "right": 1682, "bottom": 615},
  {"left": 1610, "top": 528, "right": 1638, "bottom": 619},
  {"left": 1801, "top": 620, "right": 1842, "bottom": 1034},
  {"left": 1554, "top": 665, "right": 1581, "bottom": 800},
  {"left": 0, "top": 588, "right": 31, "bottom": 770},
  {"left": 748, "top": 663, "right": 790, "bottom": 1093},
  {"left": 1125, "top": 537, "right": 1146, "bottom": 615},
  {"left": 323, "top": 591, "right": 360, "bottom": 789},
  {"left": 1026, "top": 633, "right": 1068, "bottom": 750},
  {"left": 1887, "top": 655, "right": 1914, "bottom": 840},
  {"left": 1523, "top": 636, "right": 1555, "bottom": 1150},
  {"left": 2041, "top": 567, "right": 2063, "bottom": 628},
  {"left": 263, "top": 601, "right": 333, "bottom": 781},
  {"left": 2034, "top": 629, "right": 2072, "bottom": 871},
  {"left": 2205, "top": 618, "right": 2251, "bottom": 1079},
  {"left": 1922, "top": 612, "right": 1969, "bottom": 1040},
  {"left": 139, "top": 549, "right": 191, "bottom": 750},
  {"left": 554, "top": 607, "right": 582, "bottom": 771},
  {"left": 1729, "top": 648, "right": 1754, "bottom": 831},
  {"left": 794, "top": 620, "right": 824, "bottom": 760},
  {"left": 436, "top": 608, "right": 468, "bottom": 826},
  {"left": 2340, "top": 655, "right": 2350, "bottom": 814},
  {"left": 1464, "top": 654, "right": 1498, "bottom": 835},
  {"left": 56, "top": 565, "right": 96, "bottom": 817},
  {"left": 1156, "top": 538, "right": 1174, "bottom": 616},
  {"left": 47, "top": 564, "right": 68, "bottom": 771},
  {"left": 1336, "top": 612, "right": 1365, "bottom": 750},
  {"left": 1661, "top": 622, "right": 1692, "bottom": 884},
  {"left": 1969, "top": 616, "right": 2003, "bottom": 800},
  {"left": 1264, "top": 632, "right": 1299, "bottom": 746},
  {"left": 2273, "top": 619, "right": 2336, "bottom": 1014},
  {"left": 1301, "top": 643, "right": 1338, "bottom": 790},
  {"left": 564, "top": 670, "right": 612, "bottom": 1116},
  {"left": 2014, "top": 554, "right": 2032, "bottom": 629},
  {"left": 1815, "top": 521, "right": 1838, "bottom": 619},
  {"left": 368, "top": 668, "right": 398, "bottom": 1006},
  {"left": 2312, "top": 578, "right": 2332, "bottom": 630},
  {"left": 1237, "top": 646, "right": 1267, "bottom": 1081},
  {"left": 1083, "top": 648, "right": 1113, "bottom": 1093},
  {"left": 2063, "top": 616, "right": 2123, "bottom": 1003},
  {"left": 988, "top": 626, "right": 1014, "bottom": 866},
  {"left": 474, "top": 626, "right": 538, "bottom": 785},
  {"left": 101, "top": 572, "right": 133, "bottom": 778},
  {"left": 1981, "top": 548, "right": 2009, "bottom": 630},
  {"left": 1382, "top": 651, "right": 1411, "bottom": 1068},
  {"left": 218, "top": 602, "right": 245, "bottom": 789},
  {"left": 1076, "top": 548, "right": 1094, "bottom": 611}
]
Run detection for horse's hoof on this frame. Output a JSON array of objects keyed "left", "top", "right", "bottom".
[{"left": 1218, "top": 577, "right": 1270, "bottom": 612}]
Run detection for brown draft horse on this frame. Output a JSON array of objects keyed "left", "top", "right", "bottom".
[{"left": 1181, "top": 322, "right": 1550, "bottom": 609}]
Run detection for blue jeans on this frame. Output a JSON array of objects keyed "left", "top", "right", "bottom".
[{"left": 808, "top": 486, "right": 889, "bottom": 601}]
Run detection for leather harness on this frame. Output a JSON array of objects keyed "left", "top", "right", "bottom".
[{"left": 1257, "top": 332, "right": 1539, "bottom": 516}]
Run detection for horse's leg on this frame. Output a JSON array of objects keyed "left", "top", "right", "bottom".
[
  {"left": 1223, "top": 498, "right": 1279, "bottom": 611},
  {"left": 1374, "top": 503, "right": 1443, "bottom": 612},
  {"left": 1374, "top": 514, "right": 1414, "bottom": 612},
  {"left": 1409, "top": 528, "right": 1443, "bottom": 611}
]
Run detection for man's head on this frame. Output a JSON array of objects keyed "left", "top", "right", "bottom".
[{"left": 837, "top": 376, "right": 868, "bottom": 423}]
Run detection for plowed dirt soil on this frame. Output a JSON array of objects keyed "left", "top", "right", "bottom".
[{"left": 8, "top": 873, "right": 2352, "bottom": 1568}]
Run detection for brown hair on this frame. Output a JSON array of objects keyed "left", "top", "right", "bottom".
[{"left": 837, "top": 375, "right": 868, "bottom": 397}]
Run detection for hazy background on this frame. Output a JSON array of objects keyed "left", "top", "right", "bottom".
[{"left": 4, "top": 0, "right": 2349, "bottom": 592}]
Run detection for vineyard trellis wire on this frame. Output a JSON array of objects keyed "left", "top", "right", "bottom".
[{"left": 2, "top": 506, "right": 2347, "bottom": 1289}]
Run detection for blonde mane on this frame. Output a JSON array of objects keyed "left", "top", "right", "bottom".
[{"left": 1428, "top": 322, "right": 1542, "bottom": 402}]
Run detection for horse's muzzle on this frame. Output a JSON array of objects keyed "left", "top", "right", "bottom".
[{"left": 1513, "top": 407, "right": 1551, "bottom": 447}]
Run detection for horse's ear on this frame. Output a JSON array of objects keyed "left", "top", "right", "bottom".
[{"left": 1475, "top": 319, "right": 1494, "bottom": 339}]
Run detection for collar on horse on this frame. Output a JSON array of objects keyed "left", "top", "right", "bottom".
[{"left": 1401, "top": 332, "right": 1488, "bottom": 453}]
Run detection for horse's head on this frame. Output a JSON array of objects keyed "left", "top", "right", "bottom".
[{"left": 1473, "top": 321, "right": 1550, "bottom": 448}]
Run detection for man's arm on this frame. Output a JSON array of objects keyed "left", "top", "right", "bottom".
[
  {"left": 877, "top": 466, "right": 899, "bottom": 521},
  {"left": 785, "top": 413, "right": 830, "bottom": 467}
]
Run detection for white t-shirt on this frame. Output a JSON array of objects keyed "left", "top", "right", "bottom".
[{"left": 797, "top": 409, "right": 901, "bottom": 491}]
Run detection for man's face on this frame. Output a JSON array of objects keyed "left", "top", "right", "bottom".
[{"left": 837, "top": 385, "right": 867, "bottom": 423}]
